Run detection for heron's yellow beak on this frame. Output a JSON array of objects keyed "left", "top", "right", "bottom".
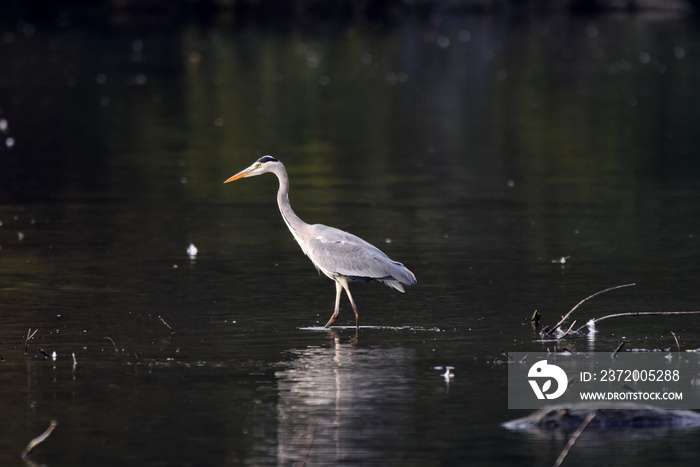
[{"left": 224, "top": 169, "right": 250, "bottom": 183}]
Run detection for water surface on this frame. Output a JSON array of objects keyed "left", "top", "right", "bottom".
[{"left": 2, "top": 9, "right": 700, "bottom": 466}]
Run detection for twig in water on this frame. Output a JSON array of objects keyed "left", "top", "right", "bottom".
[
  {"left": 553, "top": 411, "right": 596, "bottom": 467},
  {"left": 575, "top": 311, "right": 700, "bottom": 333},
  {"left": 159, "top": 315, "right": 175, "bottom": 334},
  {"left": 24, "top": 328, "right": 39, "bottom": 355},
  {"left": 556, "top": 321, "right": 577, "bottom": 340},
  {"left": 543, "top": 283, "right": 635, "bottom": 336},
  {"left": 611, "top": 342, "right": 625, "bottom": 358},
  {"left": 104, "top": 337, "right": 117, "bottom": 349},
  {"left": 21, "top": 420, "right": 58, "bottom": 459},
  {"left": 297, "top": 423, "right": 318, "bottom": 467},
  {"left": 671, "top": 331, "right": 681, "bottom": 353}
]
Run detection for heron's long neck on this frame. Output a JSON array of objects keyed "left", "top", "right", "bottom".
[{"left": 273, "top": 166, "right": 310, "bottom": 251}]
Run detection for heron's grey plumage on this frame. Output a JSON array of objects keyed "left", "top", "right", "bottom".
[{"left": 224, "top": 156, "right": 416, "bottom": 329}]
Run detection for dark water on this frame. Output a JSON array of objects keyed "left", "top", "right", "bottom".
[{"left": 2, "top": 9, "right": 700, "bottom": 466}]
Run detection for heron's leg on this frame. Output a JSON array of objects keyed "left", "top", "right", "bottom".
[
  {"left": 338, "top": 279, "right": 360, "bottom": 330},
  {"left": 324, "top": 280, "right": 343, "bottom": 328}
]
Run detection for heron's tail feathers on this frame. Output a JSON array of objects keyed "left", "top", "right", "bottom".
[{"left": 382, "top": 261, "right": 416, "bottom": 292}]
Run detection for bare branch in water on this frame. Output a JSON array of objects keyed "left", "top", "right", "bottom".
[
  {"left": 159, "top": 315, "right": 175, "bottom": 334},
  {"left": 553, "top": 412, "right": 596, "bottom": 467},
  {"left": 543, "top": 283, "right": 636, "bottom": 336},
  {"left": 21, "top": 420, "right": 58, "bottom": 459},
  {"left": 24, "top": 328, "right": 39, "bottom": 355},
  {"left": 555, "top": 321, "right": 577, "bottom": 340},
  {"left": 595, "top": 310, "right": 700, "bottom": 324},
  {"left": 671, "top": 331, "right": 681, "bottom": 353},
  {"left": 611, "top": 341, "right": 625, "bottom": 358}
]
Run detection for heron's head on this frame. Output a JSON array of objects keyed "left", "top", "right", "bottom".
[{"left": 224, "top": 155, "right": 281, "bottom": 183}]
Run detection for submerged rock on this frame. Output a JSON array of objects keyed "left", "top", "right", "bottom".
[{"left": 503, "top": 402, "right": 700, "bottom": 432}]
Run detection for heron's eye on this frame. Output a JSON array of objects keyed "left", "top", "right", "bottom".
[{"left": 254, "top": 163, "right": 261, "bottom": 168}]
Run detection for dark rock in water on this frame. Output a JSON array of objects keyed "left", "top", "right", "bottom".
[{"left": 503, "top": 402, "right": 700, "bottom": 432}]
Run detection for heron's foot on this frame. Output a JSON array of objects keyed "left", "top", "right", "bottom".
[{"left": 324, "top": 316, "right": 336, "bottom": 328}]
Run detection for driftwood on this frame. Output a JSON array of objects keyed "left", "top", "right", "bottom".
[
  {"left": 573, "top": 311, "right": 700, "bottom": 334},
  {"left": 540, "top": 284, "right": 700, "bottom": 339},
  {"left": 540, "top": 284, "right": 635, "bottom": 337}
]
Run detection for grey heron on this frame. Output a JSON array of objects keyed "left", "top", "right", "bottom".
[{"left": 224, "top": 156, "right": 416, "bottom": 329}]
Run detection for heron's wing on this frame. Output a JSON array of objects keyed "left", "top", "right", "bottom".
[{"left": 305, "top": 224, "right": 416, "bottom": 286}]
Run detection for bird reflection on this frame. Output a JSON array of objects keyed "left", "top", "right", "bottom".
[{"left": 273, "top": 334, "right": 415, "bottom": 465}]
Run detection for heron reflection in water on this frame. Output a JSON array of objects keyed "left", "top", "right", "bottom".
[{"left": 225, "top": 156, "right": 416, "bottom": 329}]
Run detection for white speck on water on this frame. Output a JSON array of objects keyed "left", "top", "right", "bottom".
[
  {"left": 586, "top": 319, "right": 597, "bottom": 334},
  {"left": 0, "top": 118, "right": 7, "bottom": 132},
  {"left": 187, "top": 243, "right": 198, "bottom": 257},
  {"left": 51, "top": 351, "right": 57, "bottom": 361},
  {"left": 442, "top": 368, "right": 454, "bottom": 382},
  {"left": 6, "top": 137, "right": 15, "bottom": 148}
]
